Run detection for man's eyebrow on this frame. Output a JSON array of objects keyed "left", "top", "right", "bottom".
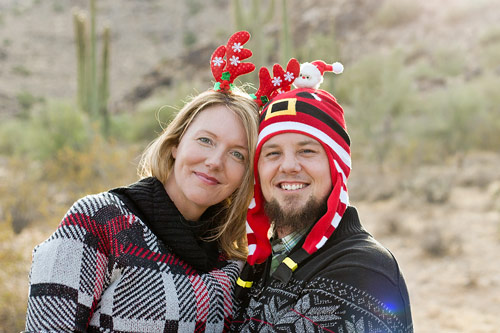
[
  {"left": 297, "top": 139, "right": 321, "bottom": 146},
  {"left": 261, "top": 142, "right": 280, "bottom": 150}
]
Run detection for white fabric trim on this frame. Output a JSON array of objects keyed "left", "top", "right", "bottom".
[
  {"left": 248, "top": 198, "right": 256, "bottom": 209},
  {"left": 246, "top": 221, "right": 254, "bottom": 234},
  {"left": 340, "top": 187, "right": 349, "bottom": 205},
  {"left": 331, "top": 212, "right": 342, "bottom": 228},
  {"left": 333, "top": 160, "right": 348, "bottom": 183},
  {"left": 258, "top": 121, "right": 351, "bottom": 169},
  {"left": 315, "top": 236, "right": 328, "bottom": 249},
  {"left": 248, "top": 244, "right": 256, "bottom": 255}
]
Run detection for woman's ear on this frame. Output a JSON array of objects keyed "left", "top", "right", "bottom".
[{"left": 172, "top": 146, "right": 177, "bottom": 159}]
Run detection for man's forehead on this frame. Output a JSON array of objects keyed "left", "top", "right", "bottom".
[{"left": 261, "top": 133, "right": 322, "bottom": 148}]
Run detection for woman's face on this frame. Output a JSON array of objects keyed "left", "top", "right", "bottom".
[{"left": 165, "top": 104, "right": 248, "bottom": 220}]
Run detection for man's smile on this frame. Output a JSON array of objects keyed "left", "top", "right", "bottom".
[{"left": 279, "top": 182, "right": 308, "bottom": 191}]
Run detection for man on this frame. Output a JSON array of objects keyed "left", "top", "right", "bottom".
[{"left": 230, "top": 67, "right": 413, "bottom": 332}]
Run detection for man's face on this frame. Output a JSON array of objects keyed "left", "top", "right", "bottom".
[{"left": 258, "top": 132, "right": 333, "bottom": 235}]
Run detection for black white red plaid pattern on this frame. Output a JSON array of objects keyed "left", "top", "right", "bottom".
[{"left": 25, "top": 192, "right": 241, "bottom": 332}]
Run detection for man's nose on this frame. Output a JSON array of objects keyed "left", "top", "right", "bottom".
[{"left": 279, "top": 153, "right": 300, "bottom": 173}]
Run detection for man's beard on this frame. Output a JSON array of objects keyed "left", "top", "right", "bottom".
[{"left": 264, "top": 194, "right": 328, "bottom": 237}]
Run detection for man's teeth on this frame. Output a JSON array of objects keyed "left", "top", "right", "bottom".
[{"left": 280, "top": 183, "right": 305, "bottom": 191}]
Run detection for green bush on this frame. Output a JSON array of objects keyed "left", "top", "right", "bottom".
[
  {"left": 111, "top": 99, "right": 177, "bottom": 143},
  {"left": 404, "top": 74, "right": 500, "bottom": 162},
  {"left": 109, "top": 81, "right": 204, "bottom": 144},
  {"left": 0, "top": 99, "right": 91, "bottom": 160},
  {"left": 28, "top": 100, "right": 91, "bottom": 160},
  {"left": 431, "top": 47, "right": 467, "bottom": 77},
  {"left": 335, "top": 51, "right": 416, "bottom": 165},
  {"left": 16, "top": 91, "right": 44, "bottom": 116},
  {"left": 0, "top": 118, "right": 26, "bottom": 155},
  {"left": 479, "top": 38, "right": 500, "bottom": 70}
]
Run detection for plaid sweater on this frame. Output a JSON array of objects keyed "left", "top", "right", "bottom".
[
  {"left": 25, "top": 178, "right": 242, "bottom": 332},
  {"left": 231, "top": 207, "right": 413, "bottom": 332}
]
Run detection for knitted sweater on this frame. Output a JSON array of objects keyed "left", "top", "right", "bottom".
[
  {"left": 25, "top": 177, "right": 242, "bottom": 333},
  {"left": 230, "top": 206, "right": 413, "bottom": 333}
]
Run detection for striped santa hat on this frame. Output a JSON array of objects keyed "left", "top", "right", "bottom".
[{"left": 237, "top": 85, "right": 351, "bottom": 288}]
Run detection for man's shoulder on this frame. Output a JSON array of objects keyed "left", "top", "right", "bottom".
[{"left": 301, "top": 224, "right": 404, "bottom": 289}]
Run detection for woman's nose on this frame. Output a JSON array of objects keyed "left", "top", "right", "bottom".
[{"left": 205, "top": 149, "right": 224, "bottom": 170}]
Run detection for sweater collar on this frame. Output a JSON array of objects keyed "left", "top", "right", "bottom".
[{"left": 110, "top": 177, "right": 223, "bottom": 272}]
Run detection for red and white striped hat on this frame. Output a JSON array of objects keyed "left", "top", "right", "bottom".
[{"left": 246, "top": 87, "right": 351, "bottom": 270}]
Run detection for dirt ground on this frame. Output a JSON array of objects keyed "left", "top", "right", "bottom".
[{"left": 353, "top": 152, "right": 500, "bottom": 332}]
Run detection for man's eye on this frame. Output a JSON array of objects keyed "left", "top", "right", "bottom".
[
  {"left": 265, "top": 151, "right": 280, "bottom": 157},
  {"left": 300, "top": 149, "right": 315, "bottom": 154}
]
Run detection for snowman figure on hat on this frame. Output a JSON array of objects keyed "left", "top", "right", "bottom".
[{"left": 294, "top": 60, "right": 344, "bottom": 89}]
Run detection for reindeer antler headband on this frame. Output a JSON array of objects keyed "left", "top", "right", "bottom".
[
  {"left": 252, "top": 58, "right": 300, "bottom": 106},
  {"left": 211, "top": 31, "right": 256, "bottom": 92},
  {"left": 210, "top": 31, "right": 342, "bottom": 109}
]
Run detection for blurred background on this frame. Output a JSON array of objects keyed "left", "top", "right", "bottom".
[{"left": 1, "top": 0, "right": 499, "bottom": 331}]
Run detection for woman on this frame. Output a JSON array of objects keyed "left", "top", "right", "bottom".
[{"left": 25, "top": 87, "right": 259, "bottom": 331}]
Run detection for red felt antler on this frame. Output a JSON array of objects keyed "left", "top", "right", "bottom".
[
  {"left": 210, "top": 31, "right": 255, "bottom": 91},
  {"left": 254, "top": 58, "right": 300, "bottom": 107}
]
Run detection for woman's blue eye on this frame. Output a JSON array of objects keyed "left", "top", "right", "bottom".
[
  {"left": 198, "top": 137, "right": 212, "bottom": 144},
  {"left": 232, "top": 151, "right": 245, "bottom": 161}
]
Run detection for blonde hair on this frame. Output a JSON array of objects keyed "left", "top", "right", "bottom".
[{"left": 138, "top": 89, "right": 259, "bottom": 260}]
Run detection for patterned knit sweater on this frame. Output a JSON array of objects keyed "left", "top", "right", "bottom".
[
  {"left": 25, "top": 177, "right": 242, "bottom": 333},
  {"left": 230, "top": 206, "right": 413, "bottom": 333}
]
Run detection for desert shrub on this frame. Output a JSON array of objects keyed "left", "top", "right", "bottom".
[
  {"left": 1, "top": 135, "right": 139, "bottom": 234},
  {"left": 413, "top": 77, "right": 500, "bottom": 159},
  {"left": 43, "top": 135, "right": 140, "bottom": 199},
  {"left": 111, "top": 81, "right": 201, "bottom": 143},
  {"left": 335, "top": 51, "right": 417, "bottom": 165},
  {"left": 430, "top": 47, "right": 467, "bottom": 77},
  {"left": 111, "top": 99, "right": 177, "bottom": 143},
  {"left": 0, "top": 99, "right": 91, "bottom": 160},
  {"left": 0, "top": 118, "right": 25, "bottom": 155},
  {"left": 0, "top": 156, "right": 53, "bottom": 233},
  {"left": 0, "top": 226, "right": 29, "bottom": 333},
  {"left": 296, "top": 32, "right": 341, "bottom": 66},
  {"left": 420, "top": 224, "right": 462, "bottom": 258},
  {"left": 479, "top": 28, "right": 500, "bottom": 70},
  {"left": 29, "top": 100, "right": 92, "bottom": 159},
  {"left": 295, "top": 32, "right": 342, "bottom": 94},
  {"left": 370, "top": 0, "right": 422, "bottom": 29},
  {"left": 16, "top": 90, "right": 44, "bottom": 116},
  {"left": 337, "top": 48, "right": 500, "bottom": 167},
  {"left": 12, "top": 64, "right": 31, "bottom": 76}
]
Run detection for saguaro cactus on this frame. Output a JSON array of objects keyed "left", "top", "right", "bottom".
[
  {"left": 73, "top": 0, "right": 111, "bottom": 136},
  {"left": 279, "top": 0, "right": 292, "bottom": 65},
  {"left": 232, "top": 0, "right": 294, "bottom": 80},
  {"left": 232, "top": 0, "right": 275, "bottom": 72}
]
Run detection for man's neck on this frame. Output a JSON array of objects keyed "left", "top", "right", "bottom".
[{"left": 276, "top": 227, "right": 293, "bottom": 239}]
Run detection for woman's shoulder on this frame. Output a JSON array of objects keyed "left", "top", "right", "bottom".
[{"left": 65, "top": 191, "right": 132, "bottom": 222}]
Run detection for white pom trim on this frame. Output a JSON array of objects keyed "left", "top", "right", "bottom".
[{"left": 332, "top": 62, "right": 344, "bottom": 74}]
